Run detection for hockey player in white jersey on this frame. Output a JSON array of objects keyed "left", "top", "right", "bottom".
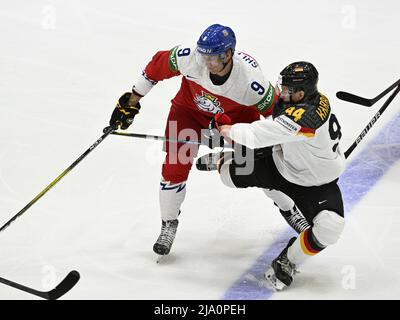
[
  {"left": 106, "top": 24, "right": 284, "bottom": 258},
  {"left": 206, "top": 61, "right": 346, "bottom": 290}
]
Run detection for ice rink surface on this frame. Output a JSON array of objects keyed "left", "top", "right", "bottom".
[{"left": 0, "top": 0, "right": 399, "bottom": 299}]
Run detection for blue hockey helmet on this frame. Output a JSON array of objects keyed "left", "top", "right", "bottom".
[{"left": 197, "top": 24, "right": 236, "bottom": 55}]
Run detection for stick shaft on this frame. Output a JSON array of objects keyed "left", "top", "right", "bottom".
[
  {"left": 337, "top": 78, "right": 400, "bottom": 106},
  {"left": 372, "top": 79, "right": 400, "bottom": 103},
  {"left": 0, "top": 127, "right": 115, "bottom": 232},
  {"left": 111, "top": 131, "right": 203, "bottom": 145},
  {"left": 111, "top": 131, "right": 233, "bottom": 148},
  {"left": 344, "top": 84, "right": 400, "bottom": 158}
]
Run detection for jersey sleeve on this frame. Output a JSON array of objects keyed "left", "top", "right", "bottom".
[
  {"left": 253, "top": 82, "right": 278, "bottom": 117},
  {"left": 132, "top": 47, "right": 182, "bottom": 97},
  {"left": 272, "top": 93, "right": 331, "bottom": 135},
  {"left": 229, "top": 95, "right": 331, "bottom": 149},
  {"left": 229, "top": 116, "right": 309, "bottom": 149}
]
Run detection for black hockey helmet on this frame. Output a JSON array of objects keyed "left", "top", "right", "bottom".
[{"left": 279, "top": 61, "right": 319, "bottom": 97}]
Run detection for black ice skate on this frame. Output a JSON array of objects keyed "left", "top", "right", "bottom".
[
  {"left": 279, "top": 205, "right": 311, "bottom": 234},
  {"left": 153, "top": 219, "right": 179, "bottom": 256},
  {"left": 196, "top": 152, "right": 225, "bottom": 171},
  {"left": 264, "top": 237, "right": 297, "bottom": 291}
]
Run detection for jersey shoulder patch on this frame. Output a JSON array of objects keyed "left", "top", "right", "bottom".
[
  {"left": 254, "top": 82, "right": 275, "bottom": 113},
  {"left": 168, "top": 46, "right": 180, "bottom": 72},
  {"left": 168, "top": 45, "right": 196, "bottom": 73},
  {"left": 273, "top": 93, "right": 331, "bottom": 131}
]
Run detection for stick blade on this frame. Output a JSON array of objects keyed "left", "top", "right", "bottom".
[
  {"left": 336, "top": 91, "right": 373, "bottom": 106},
  {"left": 45, "top": 270, "right": 80, "bottom": 300}
]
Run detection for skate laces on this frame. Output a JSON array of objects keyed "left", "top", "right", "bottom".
[
  {"left": 284, "top": 207, "right": 310, "bottom": 233},
  {"left": 157, "top": 220, "right": 178, "bottom": 246},
  {"left": 277, "top": 253, "right": 296, "bottom": 276}
]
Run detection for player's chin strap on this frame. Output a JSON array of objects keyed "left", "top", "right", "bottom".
[
  {"left": 220, "top": 59, "right": 230, "bottom": 73},
  {"left": 220, "top": 55, "right": 233, "bottom": 73}
]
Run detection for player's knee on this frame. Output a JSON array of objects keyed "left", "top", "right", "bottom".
[
  {"left": 219, "top": 155, "right": 236, "bottom": 188},
  {"left": 161, "top": 171, "right": 189, "bottom": 185},
  {"left": 312, "top": 210, "right": 345, "bottom": 246},
  {"left": 162, "top": 162, "right": 191, "bottom": 184},
  {"left": 263, "top": 189, "right": 294, "bottom": 212}
]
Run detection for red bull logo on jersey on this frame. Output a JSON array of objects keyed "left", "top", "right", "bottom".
[{"left": 194, "top": 91, "right": 224, "bottom": 114}]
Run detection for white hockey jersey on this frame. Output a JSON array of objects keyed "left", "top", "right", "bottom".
[
  {"left": 228, "top": 93, "right": 346, "bottom": 186},
  {"left": 132, "top": 45, "right": 277, "bottom": 117}
]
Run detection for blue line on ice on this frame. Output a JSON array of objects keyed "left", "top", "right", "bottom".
[{"left": 222, "top": 112, "right": 400, "bottom": 300}]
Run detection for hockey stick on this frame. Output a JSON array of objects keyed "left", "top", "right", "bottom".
[
  {"left": 344, "top": 84, "right": 400, "bottom": 158},
  {"left": 0, "top": 125, "right": 117, "bottom": 232},
  {"left": 0, "top": 270, "right": 80, "bottom": 300},
  {"left": 111, "top": 131, "right": 233, "bottom": 148},
  {"left": 337, "top": 78, "right": 400, "bottom": 107}
]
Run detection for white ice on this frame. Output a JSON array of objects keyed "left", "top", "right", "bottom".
[{"left": 0, "top": 0, "right": 399, "bottom": 299}]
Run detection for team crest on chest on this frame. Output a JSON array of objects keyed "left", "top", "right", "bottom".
[{"left": 194, "top": 91, "right": 224, "bottom": 114}]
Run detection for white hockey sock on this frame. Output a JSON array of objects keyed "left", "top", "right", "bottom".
[
  {"left": 263, "top": 189, "right": 295, "bottom": 211},
  {"left": 287, "top": 210, "right": 344, "bottom": 264},
  {"left": 287, "top": 228, "right": 326, "bottom": 265},
  {"left": 159, "top": 178, "right": 187, "bottom": 221}
]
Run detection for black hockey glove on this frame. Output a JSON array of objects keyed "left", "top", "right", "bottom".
[{"left": 109, "top": 92, "right": 141, "bottom": 130}]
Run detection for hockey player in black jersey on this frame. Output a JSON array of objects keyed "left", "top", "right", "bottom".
[{"left": 199, "top": 62, "right": 346, "bottom": 290}]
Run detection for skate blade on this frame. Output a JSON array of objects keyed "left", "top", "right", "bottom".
[
  {"left": 264, "top": 268, "right": 286, "bottom": 291},
  {"left": 156, "top": 254, "right": 168, "bottom": 264}
]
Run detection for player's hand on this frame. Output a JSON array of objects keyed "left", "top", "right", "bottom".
[
  {"left": 203, "top": 113, "right": 232, "bottom": 148},
  {"left": 211, "top": 113, "right": 232, "bottom": 131},
  {"left": 108, "top": 92, "right": 141, "bottom": 131},
  {"left": 219, "top": 125, "right": 233, "bottom": 143}
]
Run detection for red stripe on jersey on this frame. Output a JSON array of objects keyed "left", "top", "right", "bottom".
[
  {"left": 298, "top": 126, "right": 316, "bottom": 137},
  {"left": 144, "top": 50, "right": 180, "bottom": 82}
]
